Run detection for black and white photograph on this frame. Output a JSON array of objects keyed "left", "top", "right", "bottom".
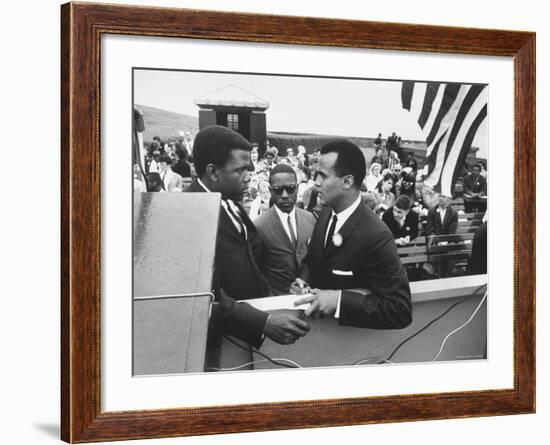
[{"left": 132, "top": 68, "right": 488, "bottom": 376}]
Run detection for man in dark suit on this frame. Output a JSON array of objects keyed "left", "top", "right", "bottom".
[
  {"left": 187, "top": 125, "right": 310, "bottom": 350},
  {"left": 425, "top": 194, "right": 458, "bottom": 235},
  {"left": 294, "top": 139, "right": 412, "bottom": 329},
  {"left": 382, "top": 195, "right": 419, "bottom": 245},
  {"left": 255, "top": 164, "right": 316, "bottom": 295},
  {"left": 424, "top": 194, "right": 459, "bottom": 277},
  {"left": 463, "top": 164, "right": 487, "bottom": 213}
]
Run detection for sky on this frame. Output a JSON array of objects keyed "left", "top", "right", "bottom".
[{"left": 134, "top": 69, "right": 488, "bottom": 157}]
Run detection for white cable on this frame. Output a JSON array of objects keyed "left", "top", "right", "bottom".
[
  {"left": 207, "top": 357, "right": 303, "bottom": 372},
  {"left": 355, "top": 358, "right": 394, "bottom": 366},
  {"left": 431, "top": 291, "right": 487, "bottom": 362}
]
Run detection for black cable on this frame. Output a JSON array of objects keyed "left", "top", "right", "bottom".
[
  {"left": 223, "top": 335, "right": 298, "bottom": 369},
  {"left": 380, "top": 283, "right": 488, "bottom": 363}
]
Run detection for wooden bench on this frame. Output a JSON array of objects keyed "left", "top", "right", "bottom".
[
  {"left": 451, "top": 197, "right": 465, "bottom": 212},
  {"left": 456, "top": 212, "right": 484, "bottom": 233},
  {"left": 426, "top": 233, "right": 475, "bottom": 275}
]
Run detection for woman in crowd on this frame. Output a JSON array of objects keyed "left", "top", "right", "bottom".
[
  {"left": 296, "top": 166, "right": 315, "bottom": 208},
  {"left": 398, "top": 171, "right": 426, "bottom": 215},
  {"left": 365, "top": 162, "right": 382, "bottom": 192},
  {"left": 248, "top": 179, "right": 271, "bottom": 221},
  {"left": 372, "top": 172, "right": 395, "bottom": 215}
]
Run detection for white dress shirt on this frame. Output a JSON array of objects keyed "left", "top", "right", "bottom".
[
  {"left": 274, "top": 205, "right": 297, "bottom": 245},
  {"left": 438, "top": 206, "right": 448, "bottom": 223},
  {"left": 323, "top": 193, "right": 362, "bottom": 318},
  {"left": 323, "top": 194, "right": 363, "bottom": 247}
]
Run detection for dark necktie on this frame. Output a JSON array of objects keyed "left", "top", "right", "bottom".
[
  {"left": 225, "top": 201, "right": 247, "bottom": 240},
  {"left": 287, "top": 214, "right": 297, "bottom": 247},
  {"left": 325, "top": 214, "right": 338, "bottom": 250}
]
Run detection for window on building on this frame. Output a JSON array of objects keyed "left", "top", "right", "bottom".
[{"left": 227, "top": 113, "right": 239, "bottom": 131}]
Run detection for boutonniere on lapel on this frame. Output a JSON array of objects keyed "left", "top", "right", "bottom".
[
  {"left": 332, "top": 233, "right": 343, "bottom": 247},
  {"left": 405, "top": 226, "right": 410, "bottom": 232}
]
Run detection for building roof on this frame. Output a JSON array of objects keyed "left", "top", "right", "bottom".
[{"left": 194, "top": 84, "right": 270, "bottom": 110}]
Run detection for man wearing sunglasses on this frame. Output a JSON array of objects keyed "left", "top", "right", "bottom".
[{"left": 255, "top": 164, "right": 316, "bottom": 295}]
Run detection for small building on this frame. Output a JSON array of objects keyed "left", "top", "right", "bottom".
[{"left": 194, "top": 85, "right": 269, "bottom": 155}]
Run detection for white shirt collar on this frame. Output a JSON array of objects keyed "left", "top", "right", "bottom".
[
  {"left": 331, "top": 194, "right": 362, "bottom": 226},
  {"left": 274, "top": 204, "right": 296, "bottom": 222}
]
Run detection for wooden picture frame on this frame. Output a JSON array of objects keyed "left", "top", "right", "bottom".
[{"left": 61, "top": 2, "right": 535, "bottom": 442}]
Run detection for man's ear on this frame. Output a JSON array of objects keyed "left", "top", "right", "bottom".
[
  {"left": 342, "top": 174, "right": 355, "bottom": 190},
  {"left": 205, "top": 164, "right": 219, "bottom": 183}
]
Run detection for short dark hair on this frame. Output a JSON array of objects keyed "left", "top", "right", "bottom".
[
  {"left": 159, "top": 155, "right": 172, "bottom": 165},
  {"left": 193, "top": 125, "right": 252, "bottom": 177},
  {"left": 269, "top": 163, "right": 297, "bottom": 183},
  {"left": 320, "top": 139, "right": 366, "bottom": 188},
  {"left": 264, "top": 147, "right": 277, "bottom": 158},
  {"left": 145, "top": 172, "right": 162, "bottom": 191},
  {"left": 298, "top": 165, "right": 311, "bottom": 180},
  {"left": 394, "top": 195, "right": 412, "bottom": 210},
  {"left": 376, "top": 172, "right": 395, "bottom": 192},
  {"left": 175, "top": 148, "right": 187, "bottom": 161}
]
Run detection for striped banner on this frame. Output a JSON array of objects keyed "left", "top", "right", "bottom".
[{"left": 401, "top": 81, "right": 487, "bottom": 196}]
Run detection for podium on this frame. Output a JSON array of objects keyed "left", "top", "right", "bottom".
[{"left": 133, "top": 192, "right": 220, "bottom": 375}]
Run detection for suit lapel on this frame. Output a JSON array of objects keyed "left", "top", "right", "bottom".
[
  {"left": 310, "top": 208, "right": 331, "bottom": 267},
  {"left": 322, "top": 203, "right": 365, "bottom": 260},
  {"left": 295, "top": 209, "right": 308, "bottom": 245}
]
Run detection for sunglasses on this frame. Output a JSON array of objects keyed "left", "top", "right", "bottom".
[{"left": 271, "top": 184, "right": 298, "bottom": 195}]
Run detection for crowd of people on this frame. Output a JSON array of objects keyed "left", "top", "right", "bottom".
[{"left": 134, "top": 128, "right": 488, "bottom": 279}]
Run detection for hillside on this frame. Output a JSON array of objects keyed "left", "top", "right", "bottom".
[{"left": 135, "top": 104, "right": 198, "bottom": 144}]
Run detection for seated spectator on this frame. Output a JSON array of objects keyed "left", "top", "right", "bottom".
[
  {"left": 259, "top": 148, "right": 278, "bottom": 174},
  {"left": 145, "top": 172, "right": 163, "bottom": 192},
  {"left": 364, "top": 162, "right": 382, "bottom": 192},
  {"left": 158, "top": 155, "right": 183, "bottom": 192},
  {"left": 147, "top": 150, "right": 161, "bottom": 173},
  {"left": 398, "top": 172, "right": 425, "bottom": 216},
  {"left": 248, "top": 179, "right": 271, "bottom": 221},
  {"left": 382, "top": 195, "right": 419, "bottom": 246},
  {"left": 297, "top": 145, "right": 309, "bottom": 167},
  {"left": 463, "top": 164, "right": 487, "bottom": 197},
  {"left": 250, "top": 147, "right": 260, "bottom": 172},
  {"left": 425, "top": 193, "right": 459, "bottom": 278},
  {"left": 370, "top": 148, "right": 384, "bottom": 167},
  {"left": 372, "top": 172, "right": 395, "bottom": 215},
  {"left": 404, "top": 151, "right": 418, "bottom": 172},
  {"left": 477, "top": 161, "right": 488, "bottom": 178},
  {"left": 172, "top": 149, "right": 191, "bottom": 178},
  {"left": 296, "top": 166, "right": 314, "bottom": 208},
  {"left": 384, "top": 150, "right": 400, "bottom": 171},
  {"left": 425, "top": 194, "right": 458, "bottom": 235},
  {"left": 463, "top": 164, "right": 487, "bottom": 212}
]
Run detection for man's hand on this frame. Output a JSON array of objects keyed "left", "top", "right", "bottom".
[
  {"left": 263, "top": 313, "right": 310, "bottom": 345},
  {"left": 294, "top": 290, "right": 339, "bottom": 319},
  {"left": 289, "top": 277, "right": 311, "bottom": 295},
  {"left": 395, "top": 235, "right": 411, "bottom": 246}
]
